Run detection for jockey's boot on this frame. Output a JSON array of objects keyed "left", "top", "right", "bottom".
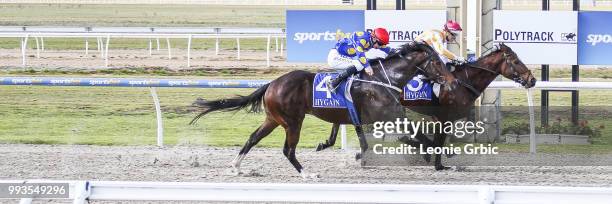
[{"left": 326, "top": 66, "right": 358, "bottom": 93}]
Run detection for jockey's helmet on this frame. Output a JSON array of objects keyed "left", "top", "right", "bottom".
[
  {"left": 372, "top": 28, "right": 390, "bottom": 46},
  {"left": 444, "top": 20, "right": 463, "bottom": 36}
]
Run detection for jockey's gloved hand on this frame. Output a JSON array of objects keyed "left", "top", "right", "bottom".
[
  {"left": 365, "top": 67, "right": 374, "bottom": 76},
  {"left": 453, "top": 57, "right": 467, "bottom": 65}
]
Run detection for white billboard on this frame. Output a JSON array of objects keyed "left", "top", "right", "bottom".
[
  {"left": 493, "top": 10, "right": 577, "bottom": 65},
  {"left": 365, "top": 10, "right": 446, "bottom": 49}
]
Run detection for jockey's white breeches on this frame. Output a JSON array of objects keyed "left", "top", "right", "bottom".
[{"left": 327, "top": 49, "right": 365, "bottom": 71}]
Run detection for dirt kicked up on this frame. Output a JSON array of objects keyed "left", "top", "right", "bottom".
[{"left": 1, "top": 144, "right": 610, "bottom": 186}]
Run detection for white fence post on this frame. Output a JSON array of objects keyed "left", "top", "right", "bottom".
[
  {"left": 85, "top": 38, "right": 89, "bottom": 56},
  {"left": 104, "top": 35, "right": 110, "bottom": 67},
  {"left": 148, "top": 38, "right": 152, "bottom": 56},
  {"left": 21, "top": 34, "right": 29, "bottom": 67},
  {"left": 266, "top": 34, "right": 271, "bottom": 67},
  {"left": 166, "top": 37, "right": 171, "bottom": 60},
  {"left": 527, "top": 88, "right": 536, "bottom": 153},
  {"left": 187, "top": 34, "right": 192, "bottom": 67},
  {"left": 236, "top": 37, "right": 240, "bottom": 60},
  {"left": 34, "top": 36, "right": 40, "bottom": 59},
  {"left": 150, "top": 87, "right": 164, "bottom": 147},
  {"left": 40, "top": 37, "right": 44, "bottom": 51}
]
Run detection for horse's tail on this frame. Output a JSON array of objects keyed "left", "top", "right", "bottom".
[{"left": 189, "top": 83, "right": 269, "bottom": 125}]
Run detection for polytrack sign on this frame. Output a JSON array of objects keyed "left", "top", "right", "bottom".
[
  {"left": 364, "top": 10, "right": 446, "bottom": 49},
  {"left": 493, "top": 10, "right": 578, "bottom": 65}
]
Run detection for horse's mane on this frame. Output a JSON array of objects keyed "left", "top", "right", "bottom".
[{"left": 366, "top": 42, "right": 439, "bottom": 66}]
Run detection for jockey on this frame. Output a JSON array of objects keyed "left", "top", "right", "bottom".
[
  {"left": 326, "top": 28, "right": 393, "bottom": 93},
  {"left": 415, "top": 20, "right": 466, "bottom": 72}
]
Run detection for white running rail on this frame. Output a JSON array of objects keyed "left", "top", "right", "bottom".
[
  {"left": 0, "top": 26, "right": 285, "bottom": 68},
  {"left": 3, "top": 180, "right": 611, "bottom": 204}
]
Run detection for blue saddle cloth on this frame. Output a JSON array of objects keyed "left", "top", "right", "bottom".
[
  {"left": 403, "top": 75, "right": 433, "bottom": 101},
  {"left": 313, "top": 73, "right": 361, "bottom": 125}
]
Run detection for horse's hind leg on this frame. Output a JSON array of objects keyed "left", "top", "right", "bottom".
[
  {"left": 231, "top": 117, "right": 278, "bottom": 174},
  {"left": 316, "top": 123, "right": 339, "bottom": 151},
  {"left": 282, "top": 121, "right": 317, "bottom": 179}
]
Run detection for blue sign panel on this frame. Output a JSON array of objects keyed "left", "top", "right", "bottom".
[
  {"left": 286, "top": 10, "right": 364, "bottom": 62},
  {"left": 578, "top": 11, "right": 612, "bottom": 65}
]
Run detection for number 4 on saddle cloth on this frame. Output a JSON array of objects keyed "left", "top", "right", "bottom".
[{"left": 312, "top": 72, "right": 361, "bottom": 125}]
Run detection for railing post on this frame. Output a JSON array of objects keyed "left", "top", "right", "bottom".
[
  {"left": 187, "top": 34, "right": 192, "bottom": 67},
  {"left": 215, "top": 28, "right": 220, "bottom": 55},
  {"left": 150, "top": 87, "right": 164, "bottom": 147},
  {"left": 236, "top": 37, "right": 240, "bottom": 60},
  {"left": 85, "top": 37, "right": 89, "bottom": 56},
  {"left": 166, "top": 37, "right": 171, "bottom": 60},
  {"left": 35, "top": 36, "right": 40, "bottom": 59},
  {"left": 104, "top": 35, "right": 110, "bottom": 67},
  {"left": 21, "top": 34, "right": 29, "bottom": 67},
  {"left": 527, "top": 88, "right": 536, "bottom": 154},
  {"left": 266, "top": 34, "right": 271, "bottom": 67}
]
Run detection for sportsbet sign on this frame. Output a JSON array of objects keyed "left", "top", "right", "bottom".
[
  {"left": 493, "top": 10, "right": 578, "bottom": 65},
  {"left": 286, "top": 10, "right": 445, "bottom": 63}
]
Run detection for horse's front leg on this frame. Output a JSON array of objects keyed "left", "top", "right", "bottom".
[
  {"left": 433, "top": 132, "right": 451, "bottom": 170},
  {"left": 354, "top": 125, "right": 368, "bottom": 162}
]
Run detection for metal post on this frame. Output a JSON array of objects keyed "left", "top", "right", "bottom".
[
  {"left": 236, "top": 37, "right": 241, "bottom": 60},
  {"left": 275, "top": 36, "right": 279, "bottom": 52},
  {"left": 40, "top": 37, "right": 44, "bottom": 51},
  {"left": 396, "top": 0, "right": 405, "bottom": 10},
  {"left": 266, "top": 34, "right": 271, "bottom": 67},
  {"left": 187, "top": 35, "right": 192, "bottom": 67},
  {"left": 367, "top": 0, "right": 377, "bottom": 10},
  {"left": 541, "top": 0, "right": 550, "bottom": 127},
  {"left": 104, "top": 35, "right": 110, "bottom": 67},
  {"left": 571, "top": 0, "right": 580, "bottom": 125},
  {"left": 150, "top": 87, "right": 164, "bottom": 147},
  {"left": 166, "top": 38, "right": 171, "bottom": 60}
]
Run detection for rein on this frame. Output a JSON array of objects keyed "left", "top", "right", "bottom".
[{"left": 455, "top": 51, "right": 520, "bottom": 97}]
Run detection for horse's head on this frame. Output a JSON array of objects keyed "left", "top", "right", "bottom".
[
  {"left": 393, "top": 42, "right": 456, "bottom": 89},
  {"left": 495, "top": 43, "right": 536, "bottom": 88}
]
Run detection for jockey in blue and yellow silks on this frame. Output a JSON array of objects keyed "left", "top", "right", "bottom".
[{"left": 326, "top": 28, "right": 393, "bottom": 93}]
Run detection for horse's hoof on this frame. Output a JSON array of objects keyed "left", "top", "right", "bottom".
[
  {"left": 355, "top": 153, "right": 362, "bottom": 161},
  {"left": 422, "top": 154, "right": 431, "bottom": 163},
  {"left": 300, "top": 171, "right": 320, "bottom": 180},
  {"left": 227, "top": 167, "right": 241, "bottom": 176},
  {"left": 435, "top": 165, "right": 452, "bottom": 171},
  {"left": 316, "top": 143, "right": 325, "bottom": 151},
  {"left": 446, "top": 152, "right": 456, "bottom": 158}
]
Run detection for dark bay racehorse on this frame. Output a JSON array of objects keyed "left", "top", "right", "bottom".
[
  {"left": 190, "top": 43, "right": 453, "bottom": 178},
  {"left": 317, "top": 43, "right": 537, "bottom": 170}
]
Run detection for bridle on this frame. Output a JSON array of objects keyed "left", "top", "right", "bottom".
[{"left": 460, "top": 50, "right": 528, "bottom": 96}]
